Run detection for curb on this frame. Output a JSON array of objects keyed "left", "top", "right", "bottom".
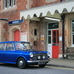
[{"left": 46, "top": 64, "right": 74, "bottom": 69}]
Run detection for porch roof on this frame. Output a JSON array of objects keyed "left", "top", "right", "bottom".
[{"left": 20, "top": 0, "right": 74, "bottom": 21}]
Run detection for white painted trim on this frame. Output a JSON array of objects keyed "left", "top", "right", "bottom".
[
  {"left": 20, "top": 0, "right": 74, "bottom": 19},
  {"left": 47, "top": 22, "right": 59, "bottom": 58},
  {"left": 47, "top": 23, "right": 53, "bottom": 58}
]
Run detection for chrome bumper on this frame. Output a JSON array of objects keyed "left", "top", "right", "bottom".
[{"left": 27, "top": 60, "right": 50, "bottom": 63}]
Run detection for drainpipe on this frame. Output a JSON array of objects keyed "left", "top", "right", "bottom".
[{"left": 61, "top": 14, "right": 65, "bottom": 59}]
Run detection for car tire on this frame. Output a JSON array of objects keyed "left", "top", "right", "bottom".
[
  {"left": 39, "top": 64, "right": 46, "bottom": 67},
  {"left": 17, "top": 58, "right": 26, "bottom": 69}
]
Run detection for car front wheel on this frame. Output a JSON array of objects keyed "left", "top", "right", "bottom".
[{"left": 17, "top": 58, "right": 26, "bottom": 69}]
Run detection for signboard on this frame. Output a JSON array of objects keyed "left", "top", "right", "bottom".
[
  {"left": 21, "top": 32, "right": 27, "bottom": 41},
  {"left": 41, "top": 35, "right": 44, "bottom": 40},
  {"left": 8, "top": 20, "right": 23, "bottom": 25},
  {"left": 59, "top": 36, "right": 62, "bottom": 41}
]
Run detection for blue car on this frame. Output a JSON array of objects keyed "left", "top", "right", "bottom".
[{"left": 0, "top": 41, "right": 50, "bottom": 69}]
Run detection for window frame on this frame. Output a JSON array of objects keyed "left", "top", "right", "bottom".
[{"left": 3, "top": 0, "right": 16, "bottom": 9}]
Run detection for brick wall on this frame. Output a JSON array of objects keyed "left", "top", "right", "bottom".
[
  {"left": 0, "top": 0, "right": 1, "bottom": 11},
  {"left": 17, "top": 0, "right": 27, "bottom": 10},
  {"left": 29, "top": 21, "right": 39, "bottom": 50},
  {"left": 3, "top": 23, "right": 9, "bottom": 41},
  {"left": 0, "top": 0, "right": 68, "bottom": 51},
  {"left": 0, "top": 0, "right": 27, "bottom": 21},
  {"left": 29, "top": 19, "right": 47, "bottom": 51},
  {"left": 0, "top": 0, "right": 67, "bottom": 20},
  {"left": 31, "top": 0, "right": 62, "bottom": 8},
  {"left": 65, "top": 13, "right": 74, "bottom": 47}
]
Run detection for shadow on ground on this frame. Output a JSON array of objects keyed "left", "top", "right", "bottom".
[{"left": 0, "top": 63, "right": 44, "bottom": 69}]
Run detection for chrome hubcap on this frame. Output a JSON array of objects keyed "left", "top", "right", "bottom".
[{"left": 19, "top": 60, "right": 23, "bottom": 66}]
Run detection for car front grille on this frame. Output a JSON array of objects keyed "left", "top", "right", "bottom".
[{"left": 33, "top": 53, "right": 48, "bottom": 60}]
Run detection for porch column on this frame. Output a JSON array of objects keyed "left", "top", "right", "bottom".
[
  {"left": 0, "top": 19, "right": 8, "bottom": 41},
  {"left": 0, "top": 21, "right": 2, "bottom": 41}
]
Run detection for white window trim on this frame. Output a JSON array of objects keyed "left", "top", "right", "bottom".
[
  {"left": 3, "top": 0, "right": 16, "bottom": 9},
  {"left": 13, "top": 0, "right": 16, "bottom": 5}
]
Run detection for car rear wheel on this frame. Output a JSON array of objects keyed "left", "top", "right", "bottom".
[
  {"left": 17, "top": 58, "right": 26, "bottom": 69},
  {"left": 39, "top": 64, "right": 46, "bottom": 67}
]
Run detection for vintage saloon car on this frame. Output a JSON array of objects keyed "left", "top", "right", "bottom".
[{"left": 0, "top": 41, "right": 50, "bottom": 68}]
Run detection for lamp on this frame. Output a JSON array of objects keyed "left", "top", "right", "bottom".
[{"left": 45, "top": 17, "right": 60, "bottom": 21}]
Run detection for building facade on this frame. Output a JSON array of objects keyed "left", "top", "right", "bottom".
[{"left": 0, "top": 0, "right": 74, "bottom": 58}]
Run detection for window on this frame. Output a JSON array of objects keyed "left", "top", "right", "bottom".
[
  {"left": 14, "top": 0, "right": 15, "bottom": 5},
  {"left": 46, "top": 0, "right": 57, "bottom": 3},
  {"left": 4, "top": 0, "right": 7, "bottom": 8},
  {"left": 48, "top": 31, "right": 51, "bottom": 43},
  {"left": 48, "top": 22, "right": 59, "bottom": 29},
  {"left": 47, "top": 22, "right": 59, "bottom": 44},
  {"left": 9, "top": 0, "right": 12, "bottom": 6},
  {"left": 0, "top": 44, "right": 5, "bottom": 50},
  {"left": 4, "top": 0, "right": 16, "bottom": 8},
  {"left": 34, "top": 29, "right": 37, "bottom": 36},
  {"left": 6, "top": 43, "right": 14, "bottom": 51}
]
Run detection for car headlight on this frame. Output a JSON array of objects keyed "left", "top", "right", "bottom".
[
  {"left": 38, "top": 56, "right": 41, "bottom": 59},
  {"left": 43, "top": 55, "right": 45, "bottom": 59},
  {"left": 47, "top": 52, "right": 50, "bottom": 57},
  {"left": 30, "top": 53, "right": 33, "bottom": 57}
]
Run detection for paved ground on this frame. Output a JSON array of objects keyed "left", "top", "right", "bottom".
[
  {"left": 0, "top": 63, "right": 74, "bottom": 74},
  {"left": 47, "top": 58, "right": 74, "bottom": 68}
]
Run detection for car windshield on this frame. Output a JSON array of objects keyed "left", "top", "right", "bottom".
[{"left": 15, "top": 42, "right": 31, "bottom": 50}]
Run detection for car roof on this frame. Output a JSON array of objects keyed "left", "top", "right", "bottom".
[{"left": 0, "top": 41, "right": 30, "bottom": 44}]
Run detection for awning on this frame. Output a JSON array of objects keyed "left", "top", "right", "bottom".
[{"left": 20, "top": 0, "right": 74, "bottom": 21}]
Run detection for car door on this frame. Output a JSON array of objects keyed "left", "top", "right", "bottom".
[
  {"left": 4, "top": 43, "right": 16, "bottom": 63},
  {"left": 0, "top": 43, "right": 5, "bottom": 61}
]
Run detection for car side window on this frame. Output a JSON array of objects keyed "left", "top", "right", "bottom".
[
  {"left": 0, "top": 43, "right": 5, "bottom": 50},
  {"left": 6, "top": 43, "right": 14, "bottom": 51},
  {"left": 15, "top": 43, "right": 25, "bottom": 50}
]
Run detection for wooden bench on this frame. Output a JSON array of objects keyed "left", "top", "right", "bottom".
[{"left": 64, "top": 47, "right": 74, "bottom": 59}]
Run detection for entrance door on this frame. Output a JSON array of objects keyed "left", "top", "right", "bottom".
[
  {"left": 47, "top": 22, "right": 59, "bottom": 58},
  {"left": 52, "top": 30, "right": 59, "bottom": 58},
  {"left": 14, "top": 30, "right": 20, "bottom": 41}
]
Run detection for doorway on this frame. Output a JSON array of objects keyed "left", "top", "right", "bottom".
[
  {"left": 52, "top": 30, "right": 59, "bottom": 58},
  {"left": 14, "top": 30, "right": 20, "bottom": 41},
  {"left": 47, "top": 22, "right": 59, "bottom": 58}
]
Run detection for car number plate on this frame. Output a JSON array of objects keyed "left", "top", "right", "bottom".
[{"left": 38, "top": 62, "right": 45, "bottom": 65}]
